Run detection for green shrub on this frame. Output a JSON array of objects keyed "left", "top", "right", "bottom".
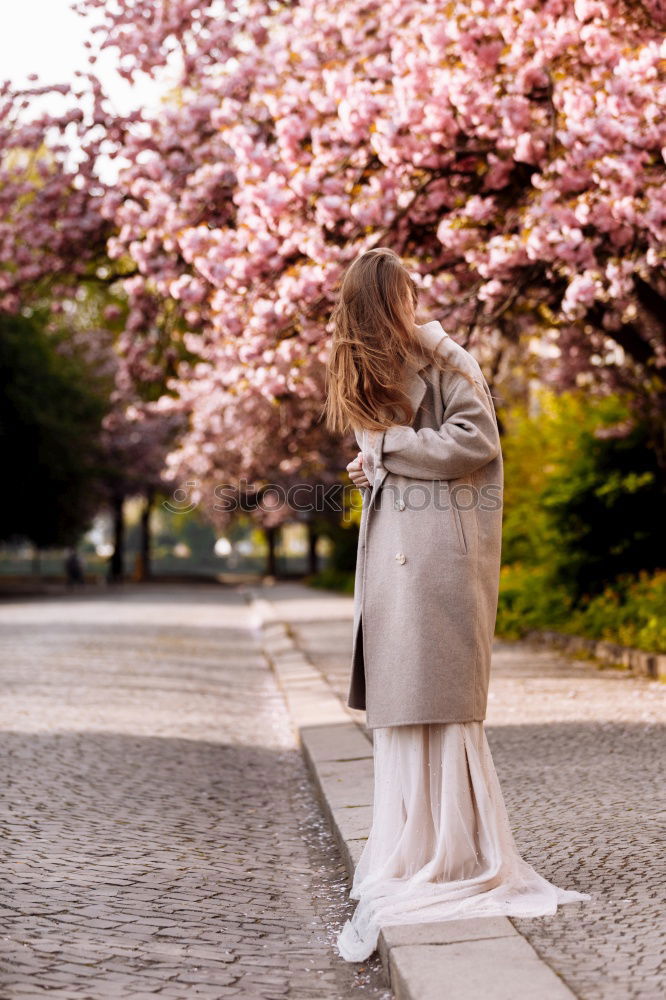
[
  {"left": 497, "top": 388, "right": 664, "bottom": 652},
  {"left": 501, "top": 389, "right": 664, "bottom": 601},
  {"left": 564, "top": 570, "right": 666, "bottom": 653},
  {"left": 497, "top": 565, "right": 666, "bottom": 653},
  {"left": 496, "top": 563, "right": 573, "bottom": 639},
  {"left": 305, "top": 568, "right": 355, "bottom": 594}
]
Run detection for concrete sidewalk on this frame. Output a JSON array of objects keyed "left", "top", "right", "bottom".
[{"left": 245, "top": 583, "right": 593, "bottom": 1000}]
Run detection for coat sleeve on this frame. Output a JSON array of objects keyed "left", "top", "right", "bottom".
[{"left": 378, "top": 365, "right": 501, "bottom": 480}]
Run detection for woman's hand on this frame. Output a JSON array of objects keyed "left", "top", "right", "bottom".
[{"left": 346, "top": 450, "right": 371, "bottom": 488}]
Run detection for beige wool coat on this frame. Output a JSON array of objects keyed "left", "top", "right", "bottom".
[{"left": 347, "top": 320, "right": 504, "bottom": 728}]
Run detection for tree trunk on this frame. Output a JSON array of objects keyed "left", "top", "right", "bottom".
[
  {"left": 265, "top": 525, "right": 278, "bottom": 577},
  {"left": 109, "top": 493, "right": 125, "bottom": 583},
  {"left": 307, "top": 520, "right": 319, "bottom": 576},
  {"left": 139, "top": 487, "right": 155, "bottom": 582}
]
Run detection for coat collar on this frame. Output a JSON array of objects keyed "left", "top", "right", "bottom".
[{"left": 404, "top": 320, "right": 449, "bottom": 413}]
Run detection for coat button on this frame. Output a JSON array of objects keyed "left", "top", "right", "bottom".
[{"left": 395, "top": 551, "right": 406, "bottom": 564}]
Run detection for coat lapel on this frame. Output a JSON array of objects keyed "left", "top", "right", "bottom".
[
  {"left": 404, "top": 366, "right": 428, "bottom": 415},
  {"left": 403, "top": 320, "right": 449, "bottom": 415}
]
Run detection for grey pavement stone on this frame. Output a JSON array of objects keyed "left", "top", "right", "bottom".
[
  {"left": 299, "top": 722, "right": 373, "bottom": 764},
  {"left": 0, "top": 584, "right": 393, "bottom": 999},
  {"left": 379, "top": 914, "right": 519, "bottom": 948},
  {"left": 316, "top": 758, "right": 375, "bottom": 807},
  {"left": 378, "top": 916, "right": 520, "bottom": 986},
  {"left": 390, "top": 936, "right": 576, "bottom": 1000}
]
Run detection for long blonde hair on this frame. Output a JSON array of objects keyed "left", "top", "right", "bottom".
[{"left": 324, "top": 247, "right": 477, "bottom": 435}]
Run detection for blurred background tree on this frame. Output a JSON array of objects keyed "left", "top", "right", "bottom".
[{"left": 0, "top": 311, "right": 107, "bottom": 549}]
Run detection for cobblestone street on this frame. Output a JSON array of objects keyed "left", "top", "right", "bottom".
[
  {"left": 272, "top": 584, "right": 666, "bottom": 1000},
  {"left": 0, "top": 585, "right": 392, "bottom": 999}
]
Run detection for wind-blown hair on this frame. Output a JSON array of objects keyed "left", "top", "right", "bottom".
[{"left": 324, "top": 247, "right": 478, "bottom": 436}]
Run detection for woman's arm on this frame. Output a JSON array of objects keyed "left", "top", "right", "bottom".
[{"left": 379, "top": 365, "right": 501, "bottom": 480}]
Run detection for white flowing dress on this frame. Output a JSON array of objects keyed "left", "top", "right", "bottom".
[{"left": 336, "top": 721, "right": 591, "bottom": 962}]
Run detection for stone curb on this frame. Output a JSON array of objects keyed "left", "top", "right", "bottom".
[
  {"left": 525, "top": 629, "right": 666, "bottom": 681},
  {"left": 245, "top": 587, "right": 578, "bottom": 1000}
]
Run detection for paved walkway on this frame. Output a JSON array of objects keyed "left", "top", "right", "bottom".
[
  {"left": 0, "top": 584, "right": 392, "bottom": 999},
  {"left": 253, "top": 582, "right": 666, "bottom": 1000}
]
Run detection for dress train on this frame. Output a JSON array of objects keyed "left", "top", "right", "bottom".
[{"left": 336, "top": 721, "right": 591, "bottom": 962}]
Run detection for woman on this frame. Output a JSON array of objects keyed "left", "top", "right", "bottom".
[{"left": 324, "top": 247, "right": 591, "bottom": 962}]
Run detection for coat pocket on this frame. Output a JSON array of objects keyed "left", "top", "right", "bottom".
[{"left": 451, "top": 496, "right": 468, "bottom": 556}]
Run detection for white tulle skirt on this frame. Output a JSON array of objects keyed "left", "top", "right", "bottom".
[{"left": 336, "top": 721, "right": 591, "bottom": 962}]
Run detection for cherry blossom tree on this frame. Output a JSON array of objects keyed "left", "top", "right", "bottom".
[
  {"left": 0, "top": 74, "right": 135, "bottom": 312},
  {"left": 75, "top": 0, "right": 666, "bottom": 476},
  {"left": 4, "top": 0, "right": 666, "bottom": 571}
]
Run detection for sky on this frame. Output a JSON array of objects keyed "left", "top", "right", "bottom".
[{"left": 1, "top": 0, "right": 171, "bottom": 115}]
